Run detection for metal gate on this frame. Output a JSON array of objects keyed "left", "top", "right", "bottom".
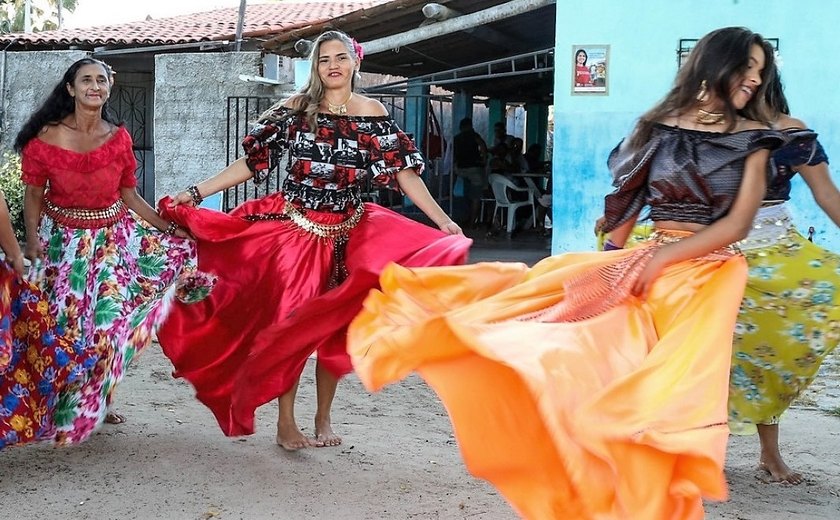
[
  {"left": 222, "top": 94, "right": 453, "bottom": 215},
  {"left": 110, "top": 83, "right": 153, "bottom": 202}
]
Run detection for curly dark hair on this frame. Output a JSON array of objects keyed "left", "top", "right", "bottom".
[
  {"left": 14, "top": 57, "right": 122, "bottom": 152},
  {"left": 628, "top": 27, "right": 776, "bottom": 149}
]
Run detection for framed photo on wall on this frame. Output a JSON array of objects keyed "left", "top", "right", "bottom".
[{"left": 572, "top": 44, "right": 609, "bottom": 95}]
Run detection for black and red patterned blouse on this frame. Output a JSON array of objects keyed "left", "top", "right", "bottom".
[{"left": 242, "top": 107, "right": 425, "bottom": 212}]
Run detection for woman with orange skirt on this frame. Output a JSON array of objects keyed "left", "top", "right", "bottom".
[{"left": 348, "top": 27, "right": 799, "bottom": 519}]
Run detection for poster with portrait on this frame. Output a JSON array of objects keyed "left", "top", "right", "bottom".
[{"left": 572, "top": 44, "right": 609, "bottom": 95}]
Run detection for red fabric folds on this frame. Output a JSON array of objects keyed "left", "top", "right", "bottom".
[{"left": 157, "top": 194, "right": 470, "bottom": 436}]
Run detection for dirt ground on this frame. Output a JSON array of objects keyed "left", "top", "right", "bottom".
[{"left": 0, "top": 342, "right": 838, "bottom": 520}]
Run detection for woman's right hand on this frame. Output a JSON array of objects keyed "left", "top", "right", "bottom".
[
  {"left": 6, "top": 254, "right": 25, "bottom": 276},
  {"left": 24, "top": 241, "right": 43, "bottom": 263}
]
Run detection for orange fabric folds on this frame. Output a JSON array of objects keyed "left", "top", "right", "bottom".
[{"left": 349, "top": 243, "right": 747, "bottom": 520}]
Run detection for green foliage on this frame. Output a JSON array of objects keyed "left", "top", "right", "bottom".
[
  {"left": 0, "top": 151, "right": 25, "bottom": 241},
  {"left": 0, "top": 0, "right": 77, "bottom": 34}
]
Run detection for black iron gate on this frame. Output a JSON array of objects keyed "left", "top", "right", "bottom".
[{"left": 110, "top": 83, "right": 153, "bottom": 203}]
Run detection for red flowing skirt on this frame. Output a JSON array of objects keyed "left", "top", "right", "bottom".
[{"left": 158, "top": 193, "right": 471, "bottom": 436}]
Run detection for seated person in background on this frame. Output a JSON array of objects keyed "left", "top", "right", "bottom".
[
  {"left": 453, "top": 118, "right": 489, "bottom": 226},
  {"left": 508, "top": 138, "right": 529, "bottom": 174},
  {"left": 525, "top": 143, "right": 548, "bottom": 172}
]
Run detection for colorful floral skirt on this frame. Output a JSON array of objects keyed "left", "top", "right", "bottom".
[
  {"left": 0, "top": 263, "right": 98, "bottom": 449},
  {"left": 8, "top": 211, "right": 200, "bottom": 446},
  {"left": 728, "top": 203, "right": 840, "bottom": 430},
  {"left": 157, "top": 193, "right": 472, "bottom": 437},
  {"left": 349, "top": 232, "right": 746, "bottom": 520}
]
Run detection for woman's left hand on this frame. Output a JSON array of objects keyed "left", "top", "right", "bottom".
[
  {"left": 173, "top": 227, "right": 195, "bottom": 240},
  {"left": 439, "top": 220, "right": 464, "bottom": 235}
]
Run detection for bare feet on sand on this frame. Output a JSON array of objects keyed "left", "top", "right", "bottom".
[
  {"left": 104, "top": 412, "right": 126, "bottom": 424},
  {"left": 759, "top": 454, "right": 804, "bottom": 484},
  {"left": 276, "top": 421, "right": 321, "bottom": 451},
  {"left": 314, "top": 416, "right": 342, "bottom": 447}
]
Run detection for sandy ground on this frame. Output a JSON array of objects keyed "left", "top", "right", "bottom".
[
  {"left": 0, "top": 344, "right": 838, "bottom": 520},
  {"left": 1, "top": 237, "right": 839, "bottom": 519}
]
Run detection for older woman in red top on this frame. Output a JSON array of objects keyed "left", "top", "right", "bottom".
[{"left": 8, "top": 58, "right": 208, "bottom": 447}]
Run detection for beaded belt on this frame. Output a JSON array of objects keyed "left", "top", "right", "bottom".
[
  {"left": 737, "top": 203, "right": 792, "bottom": 251},
  {"left": 43, "top": 199, "right": 127, "bottom": 229},
  {"left": 243, "top": 203, "right": 365, "bottom": 289}
]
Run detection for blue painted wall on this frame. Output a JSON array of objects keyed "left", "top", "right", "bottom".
[{"left": 552, "top": 0, "right": 840, "bottom": 252}]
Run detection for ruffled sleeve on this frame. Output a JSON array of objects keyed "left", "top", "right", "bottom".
[
  {"left": 773, "top": 129, "right": 828, "bottom": 168},
  {"left": 366, "top": 119, "right": 425, "bottom": 191},
  {"left": 20, "top": 143, "right": 48, "bottom": 187},
  {"left": 601, "top": 135, "right": 662, "bottom": 233},
  {"left": 241, "top": 106, "right": 294, "bottom": 184}
]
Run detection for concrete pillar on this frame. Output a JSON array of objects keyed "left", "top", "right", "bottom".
[
  {"left": 487, "top": 98, "right": 506, "bottom": 144},
  {"left": 452, "top": 90, "right": 473, "bottom": 129}
]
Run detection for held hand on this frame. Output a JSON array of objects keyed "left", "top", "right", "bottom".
[
  {"left": 24, "top": 241, "right": 43, "bottom": 262},
  {"left": 168, "top": 190, "right": 196, "bottom": 208},
  {"left": 439, "top": 220, "right": 464, "bottom": 236},
  {"left": 631, "top": 251, "right": 668, "bottom": 300},
  {"left": 6, "top": 255, "right": 25, "bottom": 276},
  {"left": 594, "top": 215, "right": 606, "bottom": 236},
  {"left": 173, "top": 227, "right": 195, "bottom": 240}
]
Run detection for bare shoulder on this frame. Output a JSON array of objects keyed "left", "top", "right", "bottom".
[
  {"left": 734, "top": 119, "right": 771, "bottom": 132},
  {"left": 35, "top": 123, "right": 63, "bottom": 146},
  {"left": 775, "top": 114, "right": 807, "bottom": 130},
  {"left": 353, "top": 94, "right": 389, "bottom": 117}
]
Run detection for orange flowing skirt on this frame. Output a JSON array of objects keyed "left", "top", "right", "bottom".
[{"left": 349, "top": 238, "right": 747, "bottom": 520}]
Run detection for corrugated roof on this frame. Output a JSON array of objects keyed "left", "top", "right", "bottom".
[{"left": 0, "top": 1, "right": 389, "bottom": 49}]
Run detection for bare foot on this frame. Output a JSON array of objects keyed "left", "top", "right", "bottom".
[
  {"left": 104, "top": 412, "right": 126, "bottom": 425},
  {"left": 759, "top": 457, "right": 804, "bottom": 485},
  {"left": 314, "top": 418, "right": 342, "bottom": 447},
  {"left": 276, "top": 422, "right": 320, "bottom": 451}
]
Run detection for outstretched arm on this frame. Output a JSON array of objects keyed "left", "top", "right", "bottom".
[
  {"left": 122, "top": 187, "right": 190, "bottom": 239},
  {"left": 799, "top": 163, "right": 840, "bottom": 228},
  {"left": 168, "top": 157, "right": 254, "bottom": 208},
  {"left": 396, "top": 169, "right": 462, "bottom": 235}
]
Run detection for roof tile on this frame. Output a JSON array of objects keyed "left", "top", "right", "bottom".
[{"left": 0, "top": 1, "right": 389, "bottom": 48}]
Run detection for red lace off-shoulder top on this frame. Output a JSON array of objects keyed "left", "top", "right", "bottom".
[{"left": 20, "top": 126, "right": 138, "bottom": 209}]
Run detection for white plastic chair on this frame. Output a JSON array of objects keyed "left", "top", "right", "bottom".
[{"left": 488, "top": 173, "right": 536, "bottom": 233}]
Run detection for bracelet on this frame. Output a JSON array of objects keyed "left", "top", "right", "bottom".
[
  {"left": 164, "top": 221, "right": 178, "bottom": 235},
  {"left": 603, "top": 239, "right": 623, "bottom": 251},
  {"left": 187, "top": 185, "right": 204, "bottom": 205}
]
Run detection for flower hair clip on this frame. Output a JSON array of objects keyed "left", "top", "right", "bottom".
[{"left": 351, "top": 38, "right": 364, "bottom": 62}]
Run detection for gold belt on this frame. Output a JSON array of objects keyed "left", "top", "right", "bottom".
[
  {"left": 44, "top": 199, "right": 127, "bottom": 227},
  {"left": 282, "top": 203, "right": 364, "bottom": 239}
]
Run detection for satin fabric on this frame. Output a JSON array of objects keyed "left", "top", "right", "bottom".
[
  {"left": 349, "top": 243, "right": 747, "bottom": 520},
  {"left": 157, "top": 193, "right": 471, "bottom": 436}
]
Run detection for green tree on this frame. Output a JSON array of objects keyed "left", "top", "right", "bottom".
[{"left": 0, "top": 0, "right": 77, "bottom": 33}]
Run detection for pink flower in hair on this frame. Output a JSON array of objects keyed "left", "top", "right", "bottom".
[{"left": 351, "top": 38, "right": 364, "bottom": 62}]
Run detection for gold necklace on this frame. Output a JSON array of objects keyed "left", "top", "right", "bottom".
[
  {"left": 695, "top": 108, "right": 726, "bottom": 125},
  {"left": 326, "top": 92, "right": 353, "bottom": 115}
]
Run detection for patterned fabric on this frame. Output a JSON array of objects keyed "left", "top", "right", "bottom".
[
  {"left": 602, "top": 125, "right": 804, "bottom": 232},
  {"left": 0, "top": 264, "right": 99, "bottom": 449},
  {"left": 242, "top": 107, "right": 425, "bottom": 212},
  {"left": 729, "top": 203, "right": 840, "bottom": 429},
  {"left": 22, "top": 212, "right": 198, "bottom": 445},
  {"left": 766, "top": 132, "right": 829, "bottom": 201},
  {"left": 608, "top": 206, "right": 840, "bottom": 432},
  {"left": 20, "top": 126, "right": 138, "bottom": 208}
]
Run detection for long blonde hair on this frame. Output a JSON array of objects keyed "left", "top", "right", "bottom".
[{"left": 262, "top": 30, "right": 360, "bottom": 128}]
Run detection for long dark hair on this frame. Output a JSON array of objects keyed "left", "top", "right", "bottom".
[
  {"left": 628, "top": 27, "right": 776, "bottom": 149},
  {"left": 764, "top": 66, "right": 790, "bottom": 118},
  {"left": 14, "top": 57, "right": 121, "bottom": 152}
]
